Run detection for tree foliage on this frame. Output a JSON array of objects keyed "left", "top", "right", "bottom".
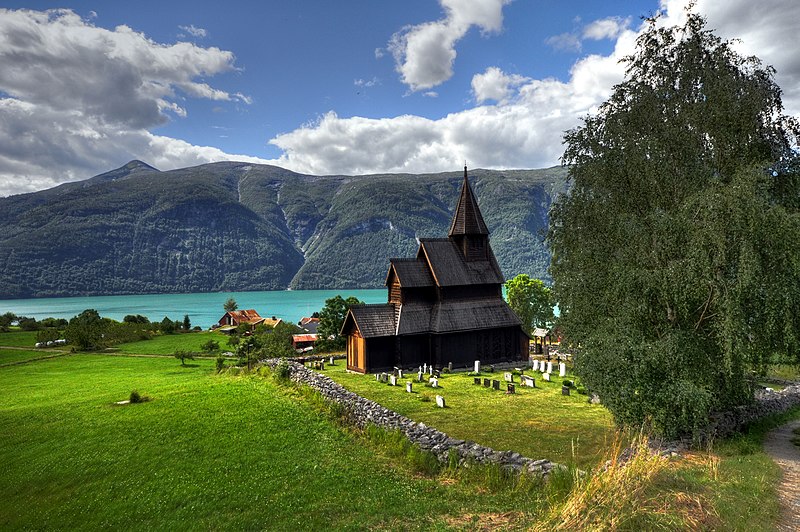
[
  {"left": 549, "top": 11, "right": 800, "bottom": 438},
  {"left": 64, "top": 309, "right": 105, "bottom": 350},
  {"left": 223, "top": 298, "right": 238, "bottom": 312},
  {"left": 505, "top": 274, "right": 555, "bottom": 334},
  {"left": 316, "top": 295, "right": 364, "bottom": 351}
]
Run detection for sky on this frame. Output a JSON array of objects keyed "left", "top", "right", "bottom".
[{"left": 0, "top": 0, "right": 798, "bottom": 197}]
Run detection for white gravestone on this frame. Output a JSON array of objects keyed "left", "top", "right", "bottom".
[
  {"left": 559, "top": 363, "right": 566, "bottom": 377},
  {"left": 504, "top": 372, "right": 514, "bottom": 382},
  {"left": 423, "top": 363, "right": 427, "bottom": 374},
  {"left": 547, "top": 361, "right": 553, "bottom": 374},
  {"left": 474, "top": 360, "right": 481, "bottom": 373},
  {"left": 329, "top": 356, "right": 334, "bottom": 365},
  {"left": 532, "top": 360, "right": 539, "bottom": 371},
  {"left": 436, "top": 395, "right": 446, "bottom": 408},
  {"left": 406, "top": 382, "right": 413, "bottom": 393},
  {"left": 543, "top": 372, "right": 551, "bottom": 382},
  {"left": 398, "top": 369, "right": 403, "bottom": 379},
  {"left": 430, "top": 377, "right": 438, "bottom": 388},
  {"left": 417, "top": 371, "right": 424, "bottom": 382},
  {"left": 389, "top": 375, "right": 397, "bottom": 386}
]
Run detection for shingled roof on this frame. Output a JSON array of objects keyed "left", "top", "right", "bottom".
[
  {"left": 344, "top": 304, "right": 397, "bottom": 338},
  {"left": 387, "top": 258, "right": 435, "bottom": 288},
  {"left": 417, "top": 238, "right": 503, "bottom": 287},
  {"left": 448, "top": 166, "right": 489, "bottom": 237}
]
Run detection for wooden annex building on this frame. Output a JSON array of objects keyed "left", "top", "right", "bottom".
[{"left": 341, "top": 167, "right": 529, "bottom": 373}]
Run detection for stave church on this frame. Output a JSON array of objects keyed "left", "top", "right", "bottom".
[{"left": 341, "top": 166, "right": 529, "bottom": 373}]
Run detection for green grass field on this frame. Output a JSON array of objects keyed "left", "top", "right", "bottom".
[
  {"left": 0, "top": 355, "right": 556, "bottom": 530},
  {"left": 1, "top": 337, "right": 796, "bottom": 529},
  {"left": 0, "top": 330, "right": 40, "bottom": 348},
  {"left": 324, "top": 363, "right": 614, "bottom": 470},
  {"left": 111, "top": 330, "right": 227, "bottom": 355}
]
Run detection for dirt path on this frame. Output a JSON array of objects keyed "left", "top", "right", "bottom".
[{"left": 764, "top": 419, "right": 800, "bottom": 531}]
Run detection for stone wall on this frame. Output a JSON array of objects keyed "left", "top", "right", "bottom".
[
  {"left": 263, "top": 358, "right": 561, "bottom": 477},
  {"left": 700, "top": 385, "right": 800, "bottom": 442}
]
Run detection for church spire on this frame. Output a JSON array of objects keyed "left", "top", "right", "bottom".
[{"left": 448, "top": 165, "right": 489, "bottom": 237}]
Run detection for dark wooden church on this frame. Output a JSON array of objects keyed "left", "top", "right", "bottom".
[{"left": 341, "top": 167, "right": 529, "bottom": 373}]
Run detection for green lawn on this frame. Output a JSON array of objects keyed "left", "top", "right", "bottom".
[
  {"left": 0, "top": 348, "right": 68, "bottom": 366},
  {"left": 323, "top": 364, "right": 615, "bottom": 470},
  {"left": 0, "top": 355, "right": 549, "bottom": 530},
  {"left": 0, "top": 330, "right": 40, "bottom": 348},
  {"left": 112, "top": 330, "right": 227, "bottom": 355}
]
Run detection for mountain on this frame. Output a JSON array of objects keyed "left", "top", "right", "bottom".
[{"left": 0, "top": 162, "right": 568, "bottom": 298}]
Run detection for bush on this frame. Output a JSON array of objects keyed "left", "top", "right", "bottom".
[
  {"left": 273, "top": 358, "right": 291, "bottom": 381},
  {"left": 129, "top": 390, "right": 143, "bottom": 403},
  {"left": 201, "top": 339, "right": 220, "bottom": 353},
  {"left": 215, "top": 355, "right": 226, "bottom": 373}
]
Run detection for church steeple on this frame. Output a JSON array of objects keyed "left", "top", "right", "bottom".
[{"left": 448, "top": 165, "right": 489, "bottom": 261}]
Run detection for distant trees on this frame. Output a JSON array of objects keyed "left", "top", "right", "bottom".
[
  {"left": 0, "top": 312, "right": 17, "bottom": 331},
  {"left": 505, "top": 274, "right": 555, "bottom": 334},
  {"left": 64, "top": 309, "right": 105, "bottom": 350},
  {"left": 160, "top": 317, "right": 176, "bottom": 334},
  {"left": 183, "top": 314, "right": 191, "bottom": 331},
  {"left": 316, "top": 295, "right": 363, "bottom": 351},
  {"left": 548, "top": 11, "right": 800, "bottom": 438},
  {"left": 224, "top": 298, "right": 238, "bottom": 312},
  {"left": 260, "top": 321, "right": 302, "bottom": 359},
  {"left": 201, "top": 339, "right": 220, "bottom": 353}
]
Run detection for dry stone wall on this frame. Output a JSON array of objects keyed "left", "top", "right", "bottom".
[{"left": 263, "top": 358, "right": 561, "bottom": 477}]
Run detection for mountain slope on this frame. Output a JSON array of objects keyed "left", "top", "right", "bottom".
[{"left": 0, "top": 162, "right": 568, "bottom": 298}]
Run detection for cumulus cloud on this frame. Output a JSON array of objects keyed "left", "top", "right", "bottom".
[
  {"left": 0, "top": 8, "right": 257, "bottom": 196},
  {"left": 544, "top": 32, "right": 582, "bottom": 53},
  {"left": 472, "top": 67, "right": 530, "bottom": 104},
  {"left": 388, "top": 0, "right": 511, "bottom": 91},
  {"left": 269, "top": 1, "right": 799, "bottom": 178},
  {"left": 179, "top": 24, "right": 207, "bottom": 38}
]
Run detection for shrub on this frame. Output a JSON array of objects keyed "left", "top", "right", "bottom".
[
  {"left": 201, "top": 339, "right": 220, "bottom": 353},
  {"left": 129, "top": 390, "right": 143, "bottom": 403},
  {"left": 215, "top": 355, "right": 226, "bottom": 373},
  {"left": 273, "top": 358, "right": 291, "bottom": 381}
]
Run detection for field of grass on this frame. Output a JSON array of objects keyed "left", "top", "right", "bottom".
[
  {"left": 2, "top": 348, "right": 796, "bottom": 529},
  {"left": 324, "top": 364, "right": 614, "bottom": 470},
  {"left": 0, "top": 355, "right": 561, "bottom": 529},
  {"left": 111, "top": 330, "right": 227, "bottom": 355},
  {"left": 0, "top": 348, "right": 68, "bottom": 366},
  {"left": 0, "top": 330, "right": 40, "bottom": 348}
]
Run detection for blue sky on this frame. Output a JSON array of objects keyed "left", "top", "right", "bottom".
[{"left": 1, "top": 0, "right": 798, "bottom": 196}]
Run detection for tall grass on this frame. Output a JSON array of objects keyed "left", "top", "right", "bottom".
[{"left": 535, "top": 430, "right": 717, "bottom": 530}]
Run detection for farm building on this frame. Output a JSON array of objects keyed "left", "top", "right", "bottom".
[
  {"left": 341, "top": 166, "right": 529, "bottom": 373},
  {"left": 216, "top": 310, "right": 281, "bottom": 333}
]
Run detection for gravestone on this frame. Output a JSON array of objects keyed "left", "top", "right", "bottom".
[
  {"left": 389, "top": 375, "right": 397, "bottom": 386},
  {"left": 503, "top": 372, "right": 514, "bottom": 383},
  {"left": 532, "top": 360, "right": 539, "bottom": 371},
  {"left": 492, "top": 380, "right": 500, "bottom": 390},
  {"left": 474, "top": 360, "right": 481, "bottom": 373},
  {"left": 547, "top": 361, "right": 553, "bottom": 374},
  {"left": 418, "top": 371, "right": 424, "bottom": 382},
  {"left": 381, "top": 373, "right": 389, "bottom": 383},
  {"left": 562, "top": 385, "right": 571, "bottom": 396},
  {"left": 406, "top": 381, "right": 413, "bottom": 393},
  {"left": 473, "top": 377, "right": 481, "bottom": 385},
  {"left": 507, "top": 383, "right": 516, "bottom": 394},
  {"left": 430, "top": 377, "right": 438, "bottom": 388},
  {"left": 448, "top": 362, "right": 453, "bottom": 372},
  {"left": 398, "top": 369, "right": 404, "bottom": 379},
  {"left": 559, "top": 362, "right": 566, "bottom": 377},
  {"left": 522, "top": 375, "right": 536, "bottom": 388},
  {"left": 376, "top": 373, "right": 381, "bottom": 381},
  {"left": 483, "top": 378, "right": 491, "bottom": 388},
  {"left": 329, "top": 356, "right": 335, "bottom": 365},
  {"left": 543, "top": 373, "right": 551, "bottom": 382},
  {"left": 433, "top": 369, "right": 441, "bottom": 378},
  {"left": 429, "top": 366, "right": 434, "bottom": 376},
  {"left": 423, "top": 363, "right": 428, "bottom": 374},
  {"left": 436, "top": 395, "right": 446, "bottom": 408}
]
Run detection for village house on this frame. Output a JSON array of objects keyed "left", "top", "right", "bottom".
[
  {"left": 216, "top": 309, "right": 281, "bottom": 333},
  {"left": 341, "top": 167, "right": 529, "bottom": 373}
]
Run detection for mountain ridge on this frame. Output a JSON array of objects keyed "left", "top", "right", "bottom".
[{"left": 0, "top": 161, "right": 568, "bottom": 299}]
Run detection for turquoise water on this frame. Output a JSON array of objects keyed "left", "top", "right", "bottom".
[{"left": 0, "top": 289, "right": 386, "bottom": 328}]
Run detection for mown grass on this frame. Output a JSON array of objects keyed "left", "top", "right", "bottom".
[
  {"left": 0, "top": 348, "right": 68, "bottom": 366},
  {"left": 109, "top": 330, "right": 225, "bottom": 355},
  {"left": 324, "top": 364, "right": 615, "bottom": 470},
  {"left": 0, "top": 355, "right": 563, "bottom": 530},
  {"left": 0, "top": 330, "right": 40, "bottom": 348}
]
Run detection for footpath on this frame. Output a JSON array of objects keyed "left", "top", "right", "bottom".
[{"left": 764, "top": 419, "right": 800, "bottom": 531}]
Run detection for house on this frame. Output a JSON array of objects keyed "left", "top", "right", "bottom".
[
  {"left": 298, "top": 316, "right": 320, "bottom": 334},
  {"left": 292, "top": 333, "right": 318, "bottom": 351},
  {"left": 216, "top": 309, "right": 280, "bottom": 333},
  {"left": 341, "top": 166, "right": 529, "bottom": 373}
]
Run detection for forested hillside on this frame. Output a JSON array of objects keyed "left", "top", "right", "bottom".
[{"left": 0, "top": 161, "right": 567, "bottom": 298}]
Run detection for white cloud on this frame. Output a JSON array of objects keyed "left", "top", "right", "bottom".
[
  {"left": 0, "top": 8, "right": 256, "bottom": 196},
  {"left": 472, "top": 67, "right": 530, "bottom": 104},
  {"left": 545, "top": 32, "right": 582, "bottom": 53},
  {"left": 354, "top": 77, "right": 380, "bottom": 88},
  {"left": 388, "top": 0, "right": 511, "bottom": 91},
  {"left": 583, "top": 16, "right": 632, "bottom": 40},
  {"left": 179, "top": 24, "right": 207, "bottom": 38}
]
